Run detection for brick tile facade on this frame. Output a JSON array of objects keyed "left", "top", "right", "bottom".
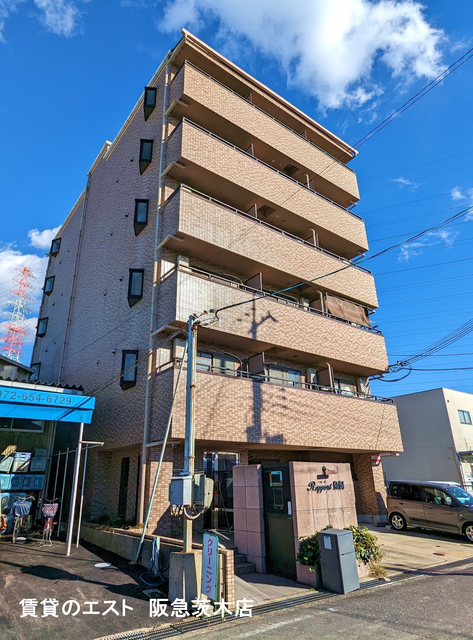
[{"left": 31, "top": 33, "right": 402, "bottom": 537}]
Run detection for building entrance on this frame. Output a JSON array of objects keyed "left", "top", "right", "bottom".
[{"left": 262, "top": 462, "right": 296, "bottom": 579}]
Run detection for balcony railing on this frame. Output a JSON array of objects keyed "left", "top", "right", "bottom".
[
  {"left": 171, "top": 60, "right": 356, "bottom": 170},
  {"left": 157, "top": 360, "right": 393, "bottom": 404},
  {"left": 167, "top": 184, "right": 371, "bottom": 274},
  {"left": 177, "top": 264, "right": 381, "bottom": 334},
  {"left": 166, "top": 118, "right": 362, "bottom": 221}
]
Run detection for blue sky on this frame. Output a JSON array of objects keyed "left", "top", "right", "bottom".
[{"left": 0, "top": 0, "right": 472, "bottom": 397}]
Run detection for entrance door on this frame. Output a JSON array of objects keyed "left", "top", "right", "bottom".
[{"left": 262, "top": 463, "right": 296, "bottom": 579}]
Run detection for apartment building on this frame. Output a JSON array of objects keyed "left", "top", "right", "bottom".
[
  {"left": 31, "top": 29, "right": 402, "bottom": 534},
  {"left": 383, "top": 389, "right": 473, "bottom": 493}
]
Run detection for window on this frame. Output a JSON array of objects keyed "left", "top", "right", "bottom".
[
  {"left": 0, "top": 418, "right": 44, "bottom": 432},
  {"left": 266, "top": 365, "right": 302, "bottom": 387},
  {"left": 128, "top": 269, "right": 144, "bottom": 306},
  {"left": 423, "top": 487, "right": 453, "bottom": 506},
  {"left": 196, "top": 352, "right": 213, "bottom": 372},
  {"left": 50, "top": 238, "right": 61, "bottom": 256},
  {"left": 213, "top": 354, "right": 239, "bottom": 374},
  {"left": 44, "top": 276, "right": 55, "bottom": 295},
  {"left": 37, "top": 317, "right": 48, "bottom": 337},
  {"left": 31, "top": 363, "right": 41, "bottom": 381},
  {"left": 459, "top": 410, "right": 472, "bottom": 425},
  {"left": 397, "top": 484, "right": 422, "bottom": 501},
  {"left": 139, "top": 139, "right": 153, "bottom": 174},
  {"left": 335, "top": 377, "right": 357, "bottom": 397},
  {"left": 117, "top": 457, "right": 130, "bottom": 518},
  {"left": 143, "top": 87, "right": 157, "bottom": 121},
  {"left": 134, "top": 199, "right": 149, "bottom": 235},
  {"left": 120, "top": 350, "right": 138, "bottom": 389}
]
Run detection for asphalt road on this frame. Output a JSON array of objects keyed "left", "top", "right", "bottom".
[{"left": 184, "top": 564, "right": 473, "bottom": 640}]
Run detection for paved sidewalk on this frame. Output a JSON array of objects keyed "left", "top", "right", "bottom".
[
  {"left": 366, "top": 524, "right": 473, "bottom": 574},
  {"left": 0, "top": 537, "right": 161, "bottom": 640}
]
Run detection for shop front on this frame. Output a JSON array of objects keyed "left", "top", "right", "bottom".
[{"left": 0, "top": 377, "right": 95, "bottom": 539}]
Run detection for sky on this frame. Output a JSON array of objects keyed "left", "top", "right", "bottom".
[{"left": 0, "top": 0, "right": 472, "bottom": 398}]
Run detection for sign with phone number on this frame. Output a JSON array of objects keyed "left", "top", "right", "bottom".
[{"left": 0, "top": 386, "right": 96, "bottom": 423}]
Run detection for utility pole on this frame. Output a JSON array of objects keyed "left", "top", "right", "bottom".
[{"left": 182, "top": 314, "right": 197, "bottom": 552}]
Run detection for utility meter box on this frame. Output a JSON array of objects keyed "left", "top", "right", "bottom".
[
  {"left": 317, "top": 529, "right": 359, "bottom": 594},
  {"left": 169, "top": 474, "right": 214, "bottom": 508},
  {"left": 194, "top": 473, "right": 214, "bottom": 509},
  {"left": 169, "top": 476, "right": 194, "bottom": 506}
]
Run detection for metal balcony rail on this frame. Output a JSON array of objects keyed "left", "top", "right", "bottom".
[
  {"left": 171, "top": 60, "right": 356, "bottom": 170},
  {"left": 167, "top": 118, "right": 363, "bottom": 221},
  {"left": 178, "top": 264, "right": 381, "bottom": 334},
  {"left": 158, "top": 359, "right": 393, "bottom": 404},
  {"left": 169, "top": 184, "right": 371, "bottom": 274}
]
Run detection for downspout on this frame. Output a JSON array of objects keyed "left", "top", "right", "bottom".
[
  {"left": 138, "top": 51, "right": 173, "bottom": 524},
  {"left": 57, "top": 181, "right": 91, "bottom": 385}
]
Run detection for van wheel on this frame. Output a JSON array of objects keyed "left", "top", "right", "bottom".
[
  {"left": 390, "top": 513, "right": 407, "bottom": 531},
  {"left": 463, "top": 523, "right": 473, "bottom": 543}
]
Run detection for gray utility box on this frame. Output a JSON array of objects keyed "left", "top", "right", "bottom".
[{"left": 317, "top": 529, "right": 360, "bottom": 594}]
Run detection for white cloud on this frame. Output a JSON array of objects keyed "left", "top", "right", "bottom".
[
  {"left": 28, "top": 225, "right": 60, "bottom": 250},
  {"left": 391, "top": 176, "right": 420, "bottom": 190},
  {"left": 399, "top": 228, "right": 458, "bottom": 261},
  {"left": 0, "top": 0, "right": 81, "bottom": 41},
  {"left": 451, "top": 186, "right": 473, "bottom": 202},
  {"left": 33, "top": 0, "right": 80, "bottom": 37},
  {"left": 160, "top": 0, "right": 446, "bottom": 110},
  {"left": 0, "top": 0, "right": 25, "bottom": 42}
]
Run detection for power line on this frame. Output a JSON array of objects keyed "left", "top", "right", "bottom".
[{"left": 354, "top": 46, "right": 473, "bottom": 148}]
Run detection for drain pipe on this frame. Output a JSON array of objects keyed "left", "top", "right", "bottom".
[{"left": 138, "top": 51, "right": 173, "bottom": 524}]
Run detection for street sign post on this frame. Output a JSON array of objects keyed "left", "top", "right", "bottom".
[{"left": 202, "top": 532, "right": 219, "bottom": 602}]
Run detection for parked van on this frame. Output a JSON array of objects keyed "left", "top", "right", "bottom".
[{"left": 387, "top": 480, "right": 473, "bottom": 542}]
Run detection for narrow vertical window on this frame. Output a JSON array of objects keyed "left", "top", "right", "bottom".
[
  {"left": 44, "top": 276, "right": 55, "bottom": 295},
  {"left": 134, "top": 199, "right": 149, "bottom": 235},
  {"left": 120, "top": 350, "right": 138, "bottom": 389},
  {"left": 37, "top": 318, "right": 48, "bottom": 337},
  {"left": 143, "top": 87, "right": 157, "bottom": 121},
  {"left": 127, "top": 269, "right": 144, "bottom": 306},
  {"left": 50, "top": 238, "right": 61, "bottom": 256},
  {"left": 117, "top": 457, "right": 130, "bottom": 518},
  {"left": 139, "top": 140, "right": 153, "bottom": 174}
]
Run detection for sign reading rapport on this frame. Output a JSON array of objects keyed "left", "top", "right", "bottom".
[
  {"left": 201, "top": 532, "right": 219, "bottom": 602},
  {"left": 307, "top": 480, "right": 345, "bottom": 492}
]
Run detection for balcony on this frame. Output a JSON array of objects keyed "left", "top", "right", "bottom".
[
  {"left": 155, "top": 363, "right": 402, "bottom": 452},
  {"left": 162, "top": 186, "right": 378, "bottom": 307},
  {"left": 158, "top": 266, "right": 389, "bottom": 375},
  {"left": 164, "top": 119, "right": 368, "bottom": 257},
  {"left": 168, "top": 61, "right": 360, "bottom": 208}
]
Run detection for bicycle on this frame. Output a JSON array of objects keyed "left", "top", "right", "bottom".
[{"left": 11, "top": 495, "right": 35, "bottom": 544}]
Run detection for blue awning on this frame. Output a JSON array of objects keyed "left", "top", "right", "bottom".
[{"left": 0, "top": 386, "right": 95, "bottom": 424}]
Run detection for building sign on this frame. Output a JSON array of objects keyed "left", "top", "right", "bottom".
[
  {"left": 202, "top": 532, "right": 219, "bottom": 602},
  {"left": 0, "top": 385, "right": 95, "bottom": 423},
  {"left": 307, "top": 481, "right": 345, "bottom": 492}
]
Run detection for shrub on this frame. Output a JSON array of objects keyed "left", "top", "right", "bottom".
[
  {"left": 297, "top": 524, "right": 383, "bottom": 570},
  {"left": 297, "top": 525, "right": 333, "bottom": 570},
  {"left": 345, "top": 525, "right": 383, "bottom": 565}
]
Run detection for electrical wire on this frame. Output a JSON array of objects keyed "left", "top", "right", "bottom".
[
  {"left": 211, "top": 203, "right": 473, "bottom": 318},
  {"left": 354, "top": 46, "right": 473, "bottom": 148}
]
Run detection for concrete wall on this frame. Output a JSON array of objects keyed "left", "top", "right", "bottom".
[{"left": 382, "top": 389, "right": 460, "bottom": 485}]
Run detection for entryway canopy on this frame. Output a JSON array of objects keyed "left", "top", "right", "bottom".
[{"left": 0, "top": 386, "right": 95, "bottom": 423}]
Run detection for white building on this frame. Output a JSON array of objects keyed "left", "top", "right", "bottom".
[{"left": 383, "top": 388, "right": 473, "bottom": 492}]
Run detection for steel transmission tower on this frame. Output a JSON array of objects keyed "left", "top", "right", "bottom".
[{"left": 1, "top": 266, "right": 35, "bottom": 362}]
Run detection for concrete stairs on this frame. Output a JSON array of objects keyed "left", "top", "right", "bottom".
[{"left": 234, "top": 551, "right": 256, "bottom": 576}]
